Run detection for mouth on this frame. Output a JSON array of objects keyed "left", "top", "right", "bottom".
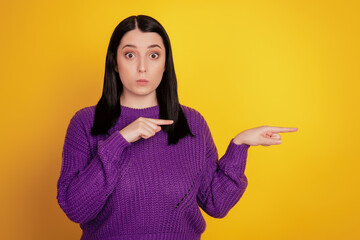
[{"left": 136, "top": 79, "right": 149, "bottom": 85}]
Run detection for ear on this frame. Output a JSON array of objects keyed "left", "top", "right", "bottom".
[{"left": 113, "top": 59, "right": 118, "bottom": 72}]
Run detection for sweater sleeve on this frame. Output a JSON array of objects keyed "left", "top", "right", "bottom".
[
  {"left": 196, "top": 116, "right": 250, "bottom": 218},
  {"left": 56, "top": 111, "right": 132, "bottom": 223}
]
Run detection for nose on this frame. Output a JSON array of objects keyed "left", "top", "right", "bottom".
[{"left": 138, "top": 56, "right": 147, "bottom": 73}]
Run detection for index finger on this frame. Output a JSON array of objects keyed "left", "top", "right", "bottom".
[
  {"left": 266, "top": 126, "right": 298, "bottom": 133},
  {"left": 146, "top": 118, "right": 174, "bottom": 125}
]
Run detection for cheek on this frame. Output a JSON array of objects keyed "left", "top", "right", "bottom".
[
  {"left": 152, "top": 67, "right": 165, "bottom": 82},
  {"left": 118, "top": 62, "right": 134, "bottom": 79},
  {"left": 153, "top": 60, "right": 165, "bottom": 76}
]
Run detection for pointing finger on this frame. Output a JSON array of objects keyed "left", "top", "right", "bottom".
[
  {"left": 265, "top": 126, "right": 298, "bottom": 133},
  {"left": 146, "top": 118, "right": 174, "bottom": 125}
]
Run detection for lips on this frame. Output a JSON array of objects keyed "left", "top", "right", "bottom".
[{"left": 136, "top": 79, "right": 149, "bottom": 86}]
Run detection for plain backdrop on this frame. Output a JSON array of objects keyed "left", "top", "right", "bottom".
[{"left": 1, "top": 0, "right": 359, "bottom": 239}]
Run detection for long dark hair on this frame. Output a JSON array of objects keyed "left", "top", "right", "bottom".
[{"left": 91, "top": 15, "right": 194, "bottom": 145}]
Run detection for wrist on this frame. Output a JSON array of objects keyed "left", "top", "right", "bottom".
[{"left": 232, "top": 138, "right": 244, "bottom": 145}]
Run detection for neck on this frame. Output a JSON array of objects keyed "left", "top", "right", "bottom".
[{"left": 120, "top": 93, "right": 158, "bottom": 109}]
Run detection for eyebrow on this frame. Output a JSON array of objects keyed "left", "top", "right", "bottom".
[{"left": 121, "top": 44, "right": 162, "bottom": 50}]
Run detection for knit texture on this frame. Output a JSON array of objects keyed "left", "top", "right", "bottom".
[{"left": 57, "top": 104, "right": 250, "bottom": 240}]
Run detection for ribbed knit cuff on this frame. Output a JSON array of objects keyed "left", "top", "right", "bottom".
[
  {"left": 98, "top": 131, "right": 132, "bottom": 162},
  {"left": 219, "top": 138, "right": 250, "bottom": 174}
]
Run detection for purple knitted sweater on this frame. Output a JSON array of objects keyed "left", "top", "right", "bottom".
[{"left": 57, "top": 104, "right": 250, "bottom": 240}]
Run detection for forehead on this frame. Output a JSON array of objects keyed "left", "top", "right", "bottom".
[{"left": 119, "top": 28, "right": 164, "bottom": 49}]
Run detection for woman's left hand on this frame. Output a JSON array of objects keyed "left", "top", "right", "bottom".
[{"left": 232, "top": 125, "right": 298, "bottom": 146}]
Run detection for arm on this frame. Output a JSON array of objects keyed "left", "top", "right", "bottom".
[
  {"left": 196, "top": 116, "right": 250, "bottom": 218},
  {"left": 56, "top": 111, "right": 131, "bottom": 223}
]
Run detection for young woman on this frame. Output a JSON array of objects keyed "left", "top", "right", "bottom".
[{"left": 57, "top": 15, "right": 298, "bottom": 240}]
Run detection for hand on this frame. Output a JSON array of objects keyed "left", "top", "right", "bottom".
[
  {"left": 232, "top": 125, "right": 298, "bottom": 146},
  {"left": 119, "top": 117, "right": 174, "bottom": 143}
]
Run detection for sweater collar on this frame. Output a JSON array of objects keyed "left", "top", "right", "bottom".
[{"left": 120, "top": 104, "right": 160, "bottom": 118}]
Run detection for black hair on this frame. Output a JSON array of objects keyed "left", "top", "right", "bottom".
[{"left": 90, "top": 15, "right": 194, "bottom": 145}]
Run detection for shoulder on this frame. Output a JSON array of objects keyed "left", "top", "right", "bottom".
[
  {"left": 69, "top": 104, "right": 96, "bottom": 129},
  {"left": 180, "top": 104, "right": 208, "bottom": 128},
  {"left": 180, "top": 103, "right": 203, "bottom": 118}
]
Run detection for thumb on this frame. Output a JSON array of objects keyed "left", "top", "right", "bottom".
[{"left": 156, "top": 126, "right": 162, "bottom": 132}]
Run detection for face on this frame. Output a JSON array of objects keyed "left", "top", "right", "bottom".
[{"left": 115, "top": 28, "right": 166, "bottom": 101}]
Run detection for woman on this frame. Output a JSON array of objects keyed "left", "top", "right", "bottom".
[{"left": 57, "top": 15, "right": 298, "bottom": 240}]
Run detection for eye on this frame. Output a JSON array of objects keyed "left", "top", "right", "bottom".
[
  {"left": 150, "top": 52, "right": 159, "bottom": 59},
  {"left": 125, "top": 52, "right": 134, "bottom": 58}
]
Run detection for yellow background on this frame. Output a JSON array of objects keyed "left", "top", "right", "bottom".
[{"left": 1, "top": 0, "right": 359, "bottom": 239}]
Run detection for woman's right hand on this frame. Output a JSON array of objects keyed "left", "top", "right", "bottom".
[{"left": 119, "top": 117, "right": 174, "bottom": 143}]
